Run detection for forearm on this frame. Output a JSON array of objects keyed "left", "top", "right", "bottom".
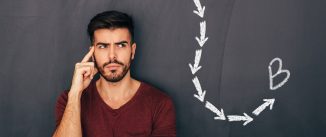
[{"left": 53, "top": 92, "right": 82, "bottom": 137}]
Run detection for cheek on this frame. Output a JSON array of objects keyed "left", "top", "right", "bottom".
[
  {"left": 94, "top": 53, "right": 106, "bottom": 66},
  {"left": 94, "top": 51, "right": 106, "bottom": 60},
  {"left": 121, "top": 52, "right": 133, "bottom": 62}
]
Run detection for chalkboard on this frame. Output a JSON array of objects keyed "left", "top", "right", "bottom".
[{"left": 1, "top": 0, "right": 326, "bottom": 137}]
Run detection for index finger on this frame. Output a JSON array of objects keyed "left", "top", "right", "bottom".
[{"left": 81, "top": 46, "right": 95, "bottom": 63}]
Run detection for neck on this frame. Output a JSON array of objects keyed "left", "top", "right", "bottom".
[{"left": 96, "top": 71, "right": 136, "bottom": 100}]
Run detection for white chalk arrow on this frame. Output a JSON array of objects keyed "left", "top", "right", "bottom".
[
  {"left": 205, "top": 101, "right": 226, "bottom": 120},
  {"left": 193, "top": 0, "right": 205, "bottom": 18},
  {"left": 227, "top": 113, "right": 253, "bottom": 126},
  {"left": 195, "top": 21, "right": 209, "bottom": 47},
  {"left": 252, "top": 99, "right": 275, "bottom": 116},
  {"left": 189, "top": 49, "right": 202, "bottom": 74},
  {"left": 192, "top": 76, "right": 206, "bottom": 102}
]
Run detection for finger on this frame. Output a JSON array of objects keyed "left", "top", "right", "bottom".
[
  {"left": 75, "top": 62, "right": 96, "bottom": 79},
  {"left": 81, "top": 46, "right": 95, "bottom": 63},
  {"left": 91, "top": 65, "right": 99, "bottom": 79},
  {"left": 83, "top": 67, "right": 92, "bottom": 79},
  {"left": 75, "top": 64, "right": 94, "bottom": 71},
  {"left": 75, "top": 64, "right": 92, "bottom": 75},
  {"left": 78, "top": 62, "right": 95, "bottom": 66}
]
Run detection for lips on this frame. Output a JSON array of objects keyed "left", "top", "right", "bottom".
[{"left": 105, "top": 64, "right": 121, "bottom": 70}]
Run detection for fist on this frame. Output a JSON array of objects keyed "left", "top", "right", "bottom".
[{"left": 69, "top": 46, "right": 98, "bottom": 97}]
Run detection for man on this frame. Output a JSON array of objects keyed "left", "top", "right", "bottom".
[{"left": 53, "top": 10, "right": 176, "bottom": 137}]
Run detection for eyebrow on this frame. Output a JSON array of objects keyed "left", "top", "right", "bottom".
[
  {"left": 96, "top": 42, "right": 109, "bottom": 46},
  {"left": 114, "top": 41, "right": 128, "bottom": 45},
  {"left": 96, "top": 41, "right": 129, "bottom": 46}
]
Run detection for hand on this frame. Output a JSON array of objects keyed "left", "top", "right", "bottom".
[{"left": 69, "top": 46, "right": 98, "bottom": 97}]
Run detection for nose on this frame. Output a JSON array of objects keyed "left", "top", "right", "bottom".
[{"left": 109, "top": 44, "right": 117, "bottom": 60}]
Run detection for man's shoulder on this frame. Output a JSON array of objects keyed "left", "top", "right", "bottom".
[
  {"left": 139, "top": 82, "right": 173, "bottom": 104},
  {"left": 139, "top": 82, "right": 176, "bottom": 128}
]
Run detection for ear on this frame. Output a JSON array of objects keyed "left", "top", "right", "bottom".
[{"left": 131, "top": 43, "right": 136, "bottom": 60}]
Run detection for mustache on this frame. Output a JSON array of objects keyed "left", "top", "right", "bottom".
[{"left": 102, "top": 59, "right": 124, "bottom": 68}]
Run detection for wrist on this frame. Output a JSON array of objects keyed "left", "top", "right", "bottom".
[{"left": 68, "top": 89, "right": 82, "bottom": 100}]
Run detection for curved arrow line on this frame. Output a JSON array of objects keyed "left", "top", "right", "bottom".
[{"left": 190, "top": 0, "right": 280, "bottom": 126}]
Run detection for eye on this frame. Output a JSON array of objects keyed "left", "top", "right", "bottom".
[
  {"left": 97, "top": 44, "right": 107, "bottom": 49},
  {"left": 117, "top": 43, "right": 126, "bottom": 48}
]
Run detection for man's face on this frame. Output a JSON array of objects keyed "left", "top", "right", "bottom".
[{"left": 92, "top": 28, "right": 136, "bottom": 82}]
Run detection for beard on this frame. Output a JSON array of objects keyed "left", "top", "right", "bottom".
[{"left": 94, "top": 56, "right": 131, "bottom": 83}]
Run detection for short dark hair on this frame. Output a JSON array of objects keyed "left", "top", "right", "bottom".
[{"left": 87, "top": 10, "right": 134, "bottom": 44}]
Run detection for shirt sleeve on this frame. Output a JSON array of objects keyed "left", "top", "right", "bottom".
[
  {"left": 54, "top": 91, "right": 69, "bottom": 128},
  {"left": 151, "top": 97, "right": 177, "bottom": 137}
]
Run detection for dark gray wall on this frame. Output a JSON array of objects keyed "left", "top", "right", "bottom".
[{"left": 0, "top": 0, "right": 325, "bottom": 137}]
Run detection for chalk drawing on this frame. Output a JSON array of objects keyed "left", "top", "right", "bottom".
[
  {"left": 189, "top": 0, "right": 291, "bottom": 127},
  {"left": 189, "top": 49, "right": 202, "bottom": 74},
  {"left": 205, "top": 101, "right": 226, "bottom": 120},
  {"left": 227, "top": 113, "right": 253, "bottom": 126},
  {"left": 195, "top": 21, "right": 208, "bottom": 47},
  {"left": 269, "top": 57, "right": 291, "bottom": 90},
  {"left": 252, "top": 99, "right": 275, "bottom": 116},
  {"left": 192, "top": 76, "right": 206, "bottom": 102},
  {"left": 193, "top": 0, "right": 205, "bottom": 18}
]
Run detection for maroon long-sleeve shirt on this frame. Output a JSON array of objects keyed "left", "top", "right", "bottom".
[{"left": 55, "top": 81, "right": 176, "bottom": 137}]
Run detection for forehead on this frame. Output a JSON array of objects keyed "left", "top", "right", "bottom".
[{"left": 93, "top": 28, "right": 131, "bottom": 43}]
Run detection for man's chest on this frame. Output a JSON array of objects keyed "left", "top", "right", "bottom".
[{"left": 81, "top": 101, "right": 153, "bottom": 137}]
